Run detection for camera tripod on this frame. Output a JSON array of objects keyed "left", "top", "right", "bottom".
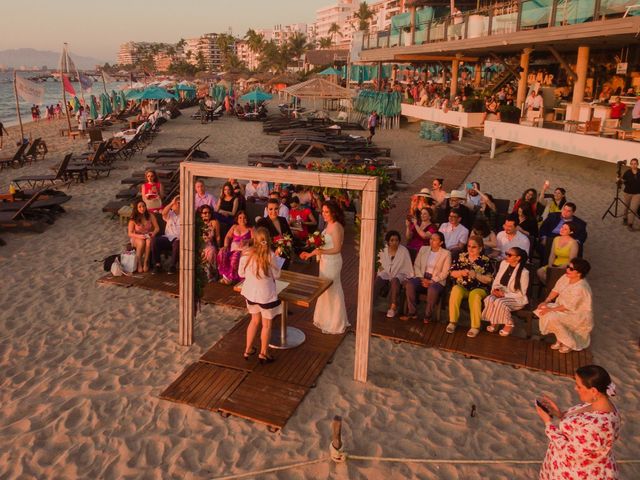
[{"left": 602, "top": 162, "right": 639, "bottom": 222}]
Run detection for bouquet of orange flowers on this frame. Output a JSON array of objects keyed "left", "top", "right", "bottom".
[{"left": 273, "top": 234, "right": 293, "bottom": 259}]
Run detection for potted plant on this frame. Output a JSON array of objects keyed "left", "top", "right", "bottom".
[{"left": 499, "top": 104, "right": 521, "bottom": 124}]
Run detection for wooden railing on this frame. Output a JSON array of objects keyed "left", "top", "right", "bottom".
[{"left": 362, "top": 0, "right": 634, "bottom": 50}]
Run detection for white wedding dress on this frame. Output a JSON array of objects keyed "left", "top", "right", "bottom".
[{"left": 313, "top": 230, "right": 350, "bottom": 334}]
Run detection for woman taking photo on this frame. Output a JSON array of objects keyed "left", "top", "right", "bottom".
[
  {"left": 198, "top": 205, "right": 221, "bottom": 282},
  {"left": 405, "top": 207, "right": 438, "bottom": 260},
  {"left": 537, "top": 223, "right": 579, "bottom": 284},
  {"left": 535, "top": 258, "right": 593, "bottom": 354},
  {"left": 300, "top": 200, "right": 349, "bottom": 334},
  {"left": 447, "top": 236, "right": 493, "bottom": 338},
  {"left": 128, "top": 200, "right": 160, "bottom": 273},
  {"left": 482, "top": 247, "right": 529, "bottom": 336},
  {"left": 537, "top": 365, "right": 620, "bottom": 479},
  {"left": 238, "top": 227, "right": 282, "bottom": 364},
  {"left": 217, "top": 211, "right": 253, "bottom": 284},
  {"left": 539, "top": 185, "right": 567, "bottom": 221}
]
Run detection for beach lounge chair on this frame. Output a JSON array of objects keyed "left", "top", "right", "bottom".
[
  {"left": 0, "top": 189, "right": 49, "bottom": 232},
  {"left": 12, "top": 154, "right": 83, "bottom": 189},
  {"left": 0, "top": 191, "right": 71, "bottom": 215},
  {"left": 0, "top": 143, "right": 29, "bottom": 170},
  {"left": 146, "top": 136, "right": 210, "bottom": 160}
]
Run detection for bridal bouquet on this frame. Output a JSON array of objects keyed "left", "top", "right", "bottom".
[
  {"left": 307, "top": 231, "right": 325, "bottom": 249},
  {"left": 273, "top": 234, "right": 293, "bottom": 259}
]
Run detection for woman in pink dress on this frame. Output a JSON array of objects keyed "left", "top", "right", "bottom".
[
  {"left": 536, "top": 365, "right": 620, "bottom": 479},
  {"left": 217, "top": 211, "right": 253, "bottom": 284},
  {"left": 140, "top": 169, "right": 164, "bottom": 213}
]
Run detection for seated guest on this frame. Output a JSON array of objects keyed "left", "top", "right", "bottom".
[
  {"left": 217, "top": 211, "right": 253, "bottom": 284},
  {"left": 473, "top": 190, "right": 498, "bottom": 231},
  {"left": 263, "top": 191, "right": 289, "bottom": 218},
  {"left": 465, "top": 182, "right": 482, "bottom": 209},
  {"left": 245, "top": 179, "right": 269, "bottom": 200},
  {"left": 405, "top": 207, "right": 438, "bottom": 260},
  {"left": 198, "top": 205, "right": 221, "bottom": 282},
  {"left": 537, "top": 223, "right": 579, "bottom": 284},
  {"left": 539, "top": 202, "right": 587, "bottom": 247},
  {"left": 409, "top": 188, "right": 433, "bottom": 215},
  {"left": 151, "top": 196, "right": 180, "bottom": 274},
  {"left": 512, "top": 188, "right": 543, "bottom": 218},
  {"left": 257, "top": 199, "right": 294, "bottom": 266},
  {"left": 447, "top": 236, "right": 493, "bottom": 337},
  {"left": 194, "top": 179, "right": 217, "bottom": 210},
  {"left": 400, "top": 232, "right": 451, "bottom": 323},
  {"left": 438, "top": 208, "right": 469, "bottom": 257},
  {"left": 375, "top": 230, "right": 414, "bottom": 319},
  {"left": 516, "top": 203, "right": 539, "bottom": 238},
  {"left": 216, "top": 182, "right": 240, "bottom": 237},
  {"left": 609, "top": 96, "right": 626, "bottom": 120},
  {"left": 538, "top": 184, "right": 567, "bottom": 221},
  {"left": 440, "top": 189, "right": 473, "bottom": 229},
  {"left": 141, "top": 169, "right": 164, "bottom": 213},
  {"left": 534, "top": 258, "right": 593, "bottom": 354},
  {"left": 430, "top": 178, "right": 448, "bottom": 209},
  {"left": 496, "top": 214, "right": 530, "bottom": 260},
  {"left": 128, "top": 200, "right": 160, "bottom": 273},
  {"left": 288, "top": 196, "right": 316, "bottom": 244},
  {"left": 482, "top": 247, "right": 529, "bottom": 336},
  {"left": 471, "top": 218, "right": 497, "bottom": 255}
]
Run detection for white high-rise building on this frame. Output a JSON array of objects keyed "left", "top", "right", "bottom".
[{"left": 314, "top": 0, "right": 358, "bottom": 47}]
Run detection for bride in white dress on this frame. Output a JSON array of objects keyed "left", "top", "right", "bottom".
[{"left": 300, "top": 201, "right": 349, "bottom": 334}]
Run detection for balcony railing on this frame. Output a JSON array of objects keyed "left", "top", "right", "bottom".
[{"left": 362, "top": 0, "right": 637, "bottom": 50}]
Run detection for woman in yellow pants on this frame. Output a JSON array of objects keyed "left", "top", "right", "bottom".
[{"left": 447, "top": 236, "right": 493, "bottom": 338}]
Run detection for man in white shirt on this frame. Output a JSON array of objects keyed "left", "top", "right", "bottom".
[
  {"left": 194, "top": 180, "right": 217, "bottom": 210},
  {"left": 495, "top": 215, "right": 530, "bottom": 260},
  {"left": 525, "top": 89, "right": 544, "bottom": 121},
  {"left": 152, "top": 196, "right": 181, "bottom": 274},
  {"left": 438, "top": 208, "right": 469, "bottom": 256},
  {"left": 245, "top": 180, "right": 269, "bottom": 200}
]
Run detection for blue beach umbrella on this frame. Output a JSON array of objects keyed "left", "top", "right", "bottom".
[
  {"left": 111, "top": 90, "right": 120, "bottom": 111},
  {"left": 240, "top": 89, "right": 273, "bottom": 103},
  {"left": 126, "top": 89, "right": 143, "bottom": 101},
  {"left": 119, "top": 90, "right": 128, "bottom": 109},
  {"left": 99, "top": 93, "right": 112, "bottom": 116},
  {"left": 138, "top": 86, "right": 175, "bottom": 100},
  {"left": 318, "top": 67, "right": 343, "bottom": 76}
]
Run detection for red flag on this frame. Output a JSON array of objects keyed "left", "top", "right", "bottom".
[{"left": 62, "top": 74, "right": 76, "bottom": 96}]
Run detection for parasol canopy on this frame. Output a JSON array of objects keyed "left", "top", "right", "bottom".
[
  {"left": 240, "top": 89, "right": 273, "bottom": 103},
  {"left": 318, "top": 67, "right": 343, "bottom": 76}
]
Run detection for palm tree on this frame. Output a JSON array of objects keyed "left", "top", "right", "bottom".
[
  {"left": 354, "top": 1, "right": 375, "bottom": 32},
  {"left": 216, "top": 33, "right": 236, "bottom": 70},
  {"left": 259, "top": 41, "right": 288, "bottom": 73},
  {"left": 328, "top": 22, "right": 342, "bottom": 46},
  {"left": 287, "top": 32, "right": 308, "bottom": 65},
  {"left": 318, "top": 37, "right": 333, "bottom": 49},
  {"left": 244, "top": 29, "right": 265, "bottom": 54}
]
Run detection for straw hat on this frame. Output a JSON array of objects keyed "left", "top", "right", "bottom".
[
  {"left": 415, "top": 187, "right": 431, "bottom": 197},
  {"left": 449, "top": 189, "right": 466, "bottom": 200}
]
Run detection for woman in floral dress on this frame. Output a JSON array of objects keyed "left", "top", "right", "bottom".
[
  {"left": 198, "top": 205, "right": 221, "bottom": 282},
  {"left": 536, "top": 365, "right": 620, "bottom": 479}
]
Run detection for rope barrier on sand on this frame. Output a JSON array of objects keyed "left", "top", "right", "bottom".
[{"left": 211, "top": 416, "right": 640, "bottom": 479}]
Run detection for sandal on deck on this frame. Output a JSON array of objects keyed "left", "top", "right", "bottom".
[
  {"left": 258, "top": 355, "right": 275, "bottom": 365},
  {"left": 486, "top": 324, "right": 497, "bottom": 333},
  {"left": 499, "top": 324, "right": 514, "bottom": 337},
  {"left": 243, "top": 347, "right": 257, "bottom": 360}
]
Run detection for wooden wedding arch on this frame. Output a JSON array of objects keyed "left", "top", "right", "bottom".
[{"left": 179, "top": 163, "right": 379, "bottom": 383}]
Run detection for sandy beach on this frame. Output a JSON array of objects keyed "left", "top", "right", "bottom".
[{"left": 0, "top": 109, "right": 638, "bottom": 479}]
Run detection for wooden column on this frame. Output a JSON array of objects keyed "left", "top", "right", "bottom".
[
  {"left": 474, "top": 62, "right": 482, "bottom": 88},
  {"left": 570, "top": 45, "right": 590, "bottom": 120},
  {"left": 450, "top": 55, "right": 461, "bottom": 101},
  {"left": 179, "top": 164, "right": 196, "bottom": 346},
  {"left": 408, "top": 6, "right": 417, "bottom": 46},
  {"left": 516, "top": 48, "right": 532, "bottom": 111},
  {"left": 354, "top": 182, "right": 378, "bottom": 383}
]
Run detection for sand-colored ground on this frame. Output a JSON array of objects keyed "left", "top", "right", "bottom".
[{"left": 0, "top": 109, "right": 638, "bottom": 479}]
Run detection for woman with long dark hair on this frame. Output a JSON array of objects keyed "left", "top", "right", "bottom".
[
  {"left": 481, "top": 247, "right": 529, "bottom": 336},
  {"left": 127, "top": 200, "right": 159, "bottom": 273},
  {"left": 537, "top": 365, "right": 620, "bottom": 479},
  {"left": 217, "top": 210, "right": 253, "bottom": 284},
  {"left": 300, "top": 200, "right": 349, "bottom": 334}
]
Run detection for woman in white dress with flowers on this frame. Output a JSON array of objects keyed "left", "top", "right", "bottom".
[{"left": 300, "top": 200, "right": 349, "bottom": 334}]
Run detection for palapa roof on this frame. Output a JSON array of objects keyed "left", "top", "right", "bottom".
[
  {"left": 284, "top": 77, "right": 354, "bottom": 99},
  {"left": 305, "top": 49, "right": 349, "bottom": 66}
]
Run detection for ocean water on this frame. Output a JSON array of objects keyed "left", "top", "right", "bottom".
[{"left": 0, "top": 71, "right": 127, "bottom": 126}]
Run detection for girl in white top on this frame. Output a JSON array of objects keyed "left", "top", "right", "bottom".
[{"left": 238, "top": 227, "right": 282, "bottom": 363}]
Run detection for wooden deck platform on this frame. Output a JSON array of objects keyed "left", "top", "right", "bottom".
[{"left": 371, "top": 311, "right": 592, "bottom": 377}]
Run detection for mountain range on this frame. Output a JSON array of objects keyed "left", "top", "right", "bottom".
[{"left": 0, "top": 49, "right": 106, "bottom": 70}]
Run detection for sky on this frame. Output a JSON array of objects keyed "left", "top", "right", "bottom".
[{"left": 0, "top": 0, "right": 334, "bottom": 62}]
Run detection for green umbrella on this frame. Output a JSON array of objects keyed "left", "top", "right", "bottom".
[
  {"left": 126, "top": 89, "right": 143, "bottom": 101},
  {"left": 318, "top": 67, "right": 343, "bottom": 76},
  {"left": 100, "top": 93, "right": 112, "bottom": 116},
  {"left": 240, "top": 89, "right": 273, "bottom": 103},
  {"left": 111, "top": 90, "right": 120, "bottom": 111},
  {"left": 119, "top": 90, "right": 127, "bottom": 109},
  {"left": 138, "top": 86, "right": 175, "bottom": 100},
  {"left": 88, "top": 95, "right": 98, "bottom": 120}
]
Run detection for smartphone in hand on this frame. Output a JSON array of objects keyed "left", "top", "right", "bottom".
[{"left": 535, "top": 399, "right": 551, "bottom": 416}]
